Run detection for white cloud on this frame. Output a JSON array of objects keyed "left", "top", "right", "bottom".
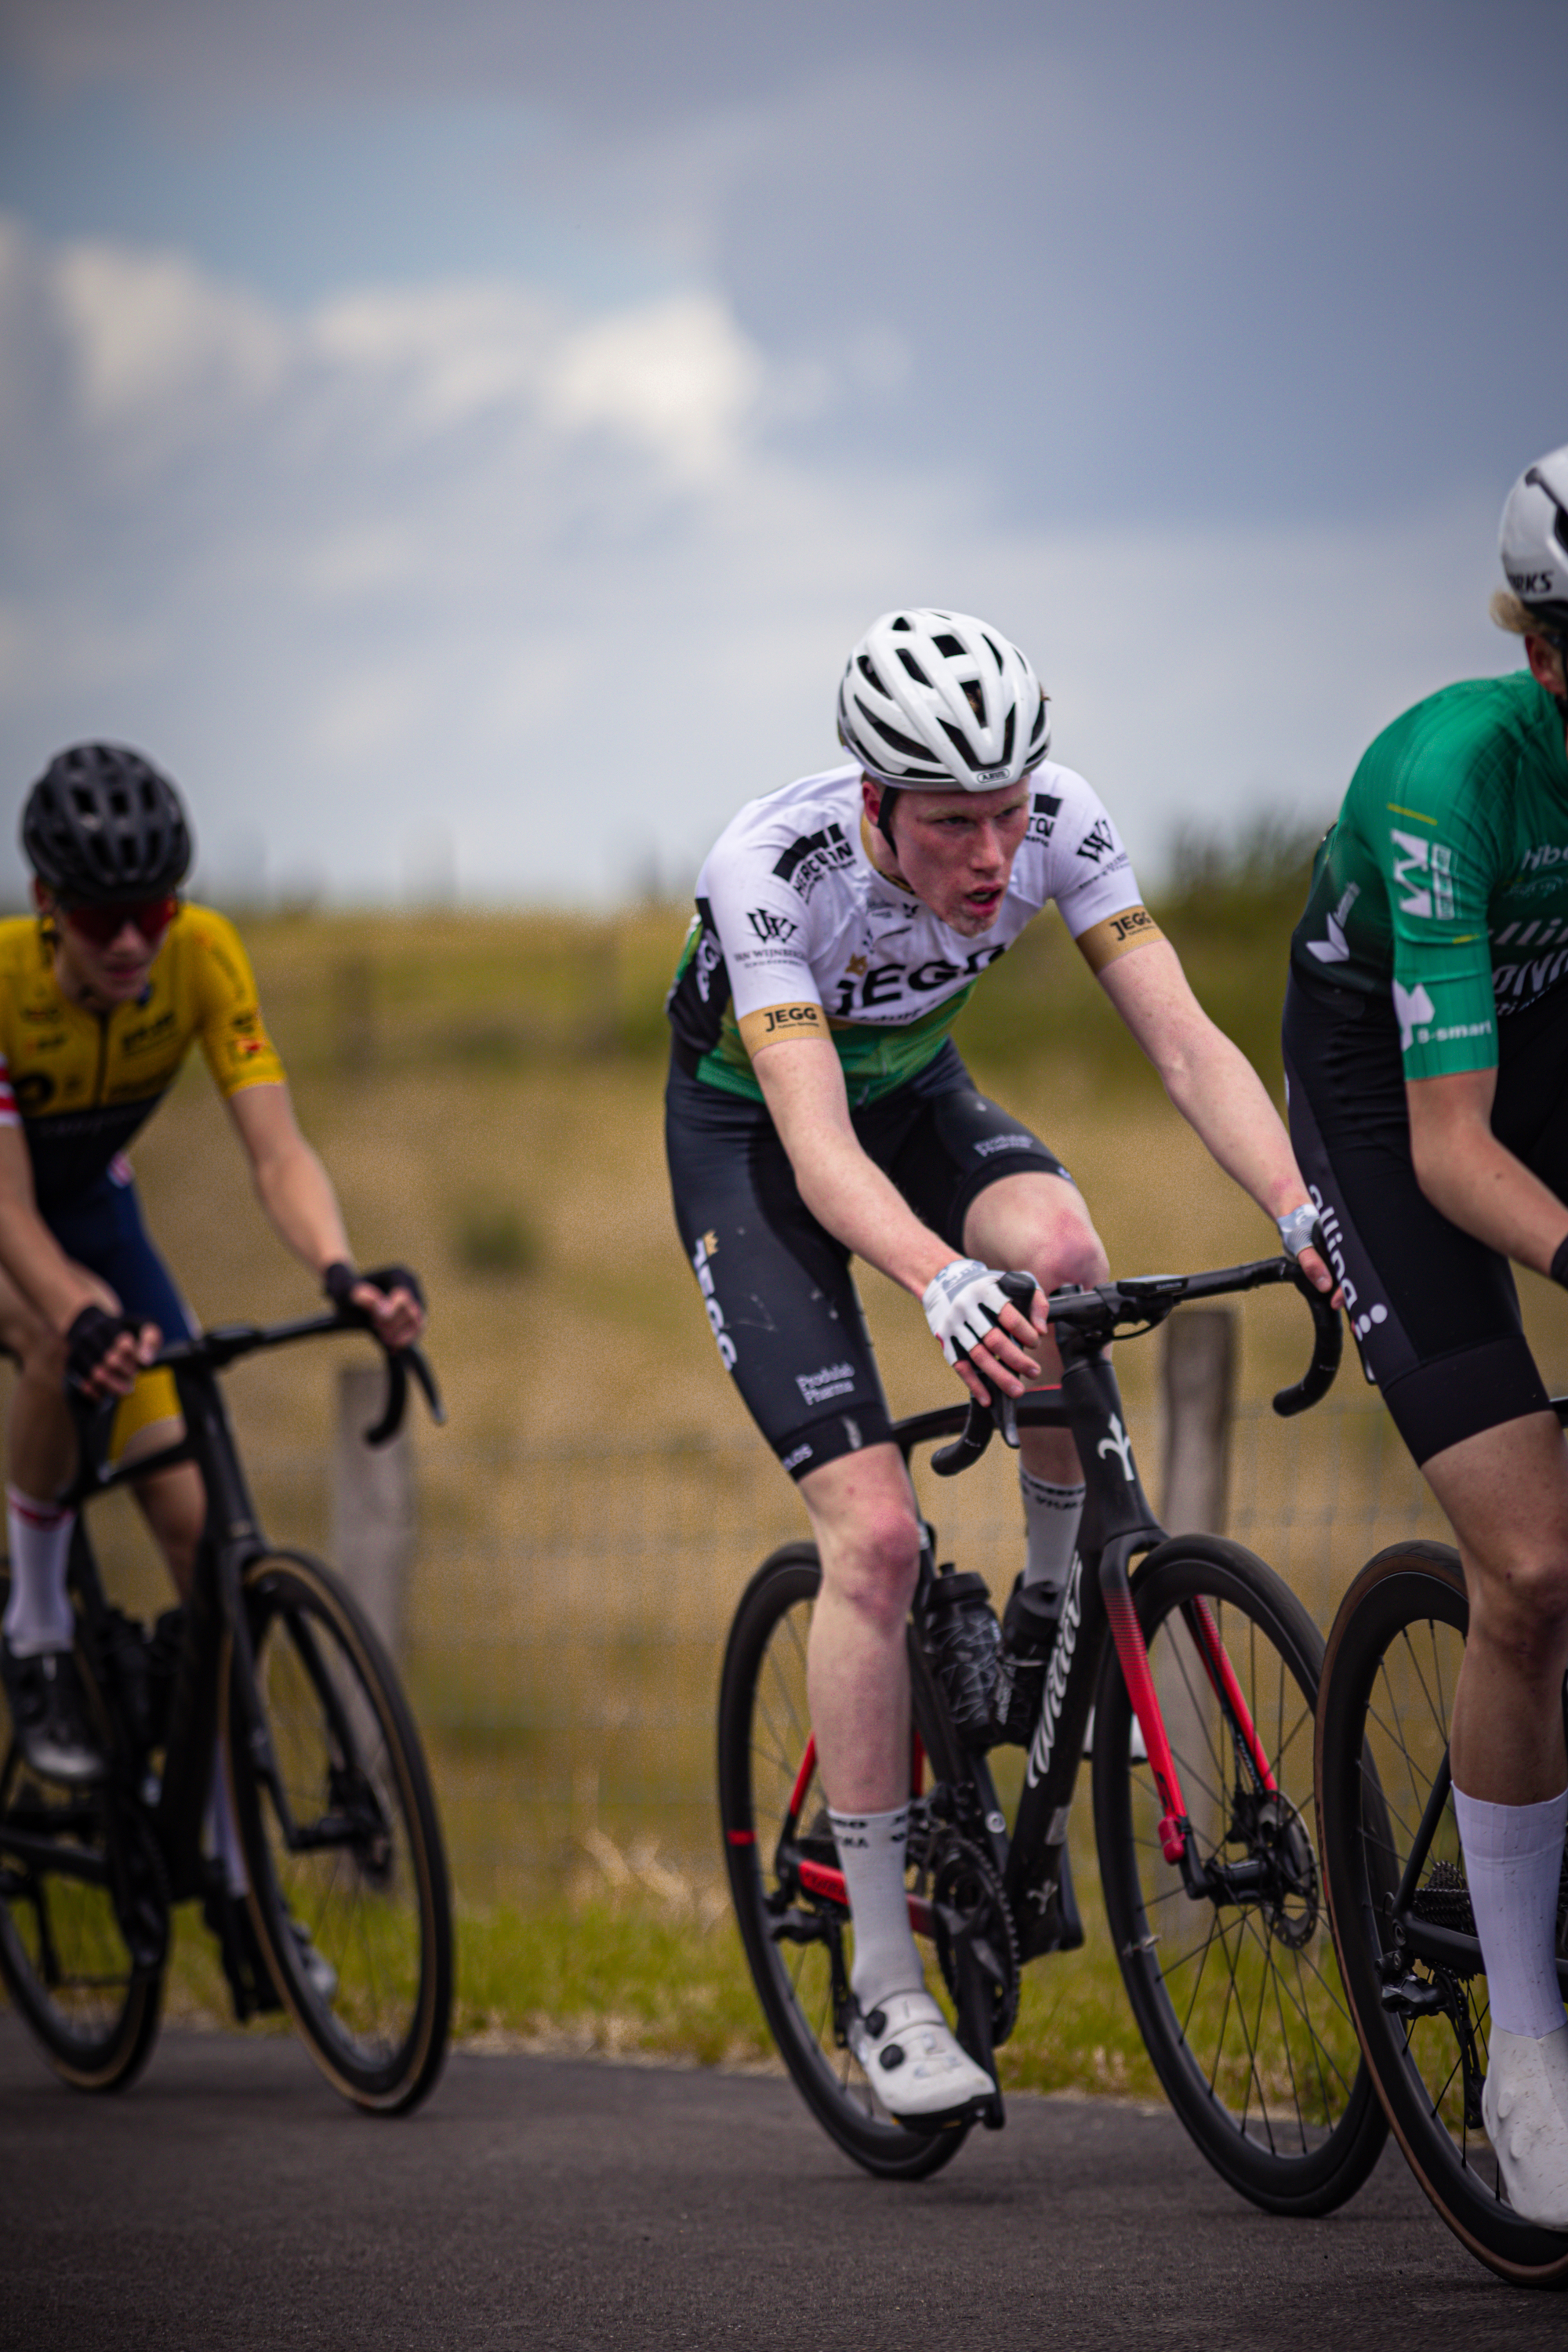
[{"left": 0, "top": 210, "right": 1519, "bottom": 908}]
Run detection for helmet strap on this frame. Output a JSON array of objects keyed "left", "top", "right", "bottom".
[{"left": 873, "top": 783, "right": 902, "bottom": 853}]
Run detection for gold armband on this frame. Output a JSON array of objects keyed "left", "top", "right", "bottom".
[
  {"left": 739, "top": 1001, "right": 829, "bottom": 1055},
  {"left": 1074, "top": 905, "right": 1163, "bottom": 973}
]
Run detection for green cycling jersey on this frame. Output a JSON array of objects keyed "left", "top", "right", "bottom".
[{"left": 1290, "top": 670, "right": 1568, "bottom": 1080}]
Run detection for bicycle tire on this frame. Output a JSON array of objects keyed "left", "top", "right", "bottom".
[
  {"left": 0, "top": 1578, "right": 163, "bottom": 2092},
  {"left": 1093, "top": 1534, "right": 1385, "bottom": 2215},
  {"left": 220, "top": 1549, "right": 452, "bottom": 2115},
  {"left": 1316, "top": 1542, "right": 1568, "bottom": 2286},
  {"left": 717, "top": 1543, "right": 970, "bottom": 2180}
]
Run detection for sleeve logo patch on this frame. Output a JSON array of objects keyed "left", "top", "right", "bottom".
[
  {"left": 745, "top": 907, "right": 799, "bottom": 944},
  {"left": 1075, "top": 817, "right": 1117, "bottom": 866},
  {"left": 1390, "top": 830, "right": 1454, "bottom": 920}
]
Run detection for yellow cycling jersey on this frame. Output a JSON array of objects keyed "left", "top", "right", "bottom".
[{"left": 0, "top": 905, "right": 286, "bottom": 1207}]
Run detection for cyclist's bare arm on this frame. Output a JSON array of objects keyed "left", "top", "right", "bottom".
[
  {"left": 1096, "top": 939, "right": 1334, "bottom": 1294},
  {"left": 751, "top": 1034, "right": 1040, "bottom": 1402},
  {"left": 226, "top": 1083, "right": 425, "bottom": 1350},
  {"left": 0, "top": 1123, "right": 151, "bottom": 1395},
  {"left": 1406, "top": 1065, "right": 1568, "bottom": 1276}
]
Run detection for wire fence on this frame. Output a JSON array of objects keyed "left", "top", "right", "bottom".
[{"left": 85, "top": 1390, "right": 1451, "bottom": 1906}]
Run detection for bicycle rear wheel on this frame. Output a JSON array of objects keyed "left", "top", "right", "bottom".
[
  {"left": 717, "top": 1543, "right": 969, "bottom": 2180},
  {"left": 1316, "top": 1542, "right": 1568, "bottom": 2287},
  {"left": 0, "top": 1581, "right": 163, "bottom": 2092},
  {"left": 1093, "top": 1534, "right": 1385, "bottom": 2215},
  {"left": 222, "top": 1550, "right": 452, "bottom": 2115}
]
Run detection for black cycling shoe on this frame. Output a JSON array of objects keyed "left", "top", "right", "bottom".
[{"left": 0, "top": 1640, "right": 105, "bottom": 1784}]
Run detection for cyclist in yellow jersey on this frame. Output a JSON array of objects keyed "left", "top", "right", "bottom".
[{"left": 0, "top": 743, "right": 423, "bottom": 1961}]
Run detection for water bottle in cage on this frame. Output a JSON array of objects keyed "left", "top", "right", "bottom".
[{"left": 924, "top": 1570, "right": 1001, "bottom": 1748}]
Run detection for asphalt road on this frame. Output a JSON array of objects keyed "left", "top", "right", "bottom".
[{"left": 2, "top": 2016, "right": 1563, "bottom": 2350}]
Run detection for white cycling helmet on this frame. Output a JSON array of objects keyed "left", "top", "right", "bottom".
[
  {"left": 1499, "top": 445, "right": 1568, "bottom": 634},
  {"left": 837, "top": 609, "right": 1051, "bottom": 792}
]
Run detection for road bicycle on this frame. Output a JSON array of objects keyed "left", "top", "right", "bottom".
[
  {"left": 718, "top": 1256, "right": 1388, "bottom": 2212},
  {"left": 0, "top": 1304, "right": 452, "bottom": 2115},
  {"left": 1316, "top": 1481, "right": 1568, "bottom": 2288}
]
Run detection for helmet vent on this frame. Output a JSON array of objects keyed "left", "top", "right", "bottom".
[
  {"left": 857, "top": 654, "right": 888, "bottom": 696},
  {"left": 854, "top": 698, "right": 938, "bottom": 766},
  {"left": 982, "top": 633, "right": 1005, "bottom": 670},
  {"left": 1000, "top": 707, "right": 1015, "bottom": 764},
  {"left": 938, "top": 720, "right": 982, "bottom": 771},
  {"left": 890, "top": 615, "right": 913, "bottom": 633},
  {"left": 896, "top": 650, "right": 931, "bottom": 685},
  {"left": 960, "top": 680, "right": 985, "bottom": 724},
  {"left": 932, "top": 633, "right": 965, "bottom": 659}
]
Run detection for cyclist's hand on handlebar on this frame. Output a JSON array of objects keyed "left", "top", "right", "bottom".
[
  {"left": 64, "top": 1302, "right": 161, "bottom": 1399},
  {"left": 921, "top": 1259, "right": 1042, "bottom": 1403},
  {"left": 323, "top": 1260, "right": 426, "bottom": 1350},
  {"left": 1276, "top": 1205, "right": 1342, "bottom": 1308}
]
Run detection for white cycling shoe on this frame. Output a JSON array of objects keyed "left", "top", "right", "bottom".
[
  {"left": 847, "top": 1989, "right": 996, "bottom": 2127},
  {"left": 1483, "top": 2023, "right": 1568, "bottom": 2230}
]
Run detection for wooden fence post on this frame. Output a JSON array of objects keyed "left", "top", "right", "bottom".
[
  {"left": 330, "top": 1363, "right": 415, "bottom": 1663},
  {"left": 1160, "top": 1307, "right": 1236, "bottom": 1537},
  {"left": 1157, "top": 1308, "right": 1237, "bottom": 1841}
]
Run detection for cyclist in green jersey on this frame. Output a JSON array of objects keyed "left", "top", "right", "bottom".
[{"left": 1284, "top": 446, "right": 1568, "bottom": 2227}]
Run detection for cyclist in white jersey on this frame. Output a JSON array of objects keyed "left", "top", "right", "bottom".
[{"left": 666, "top": 609, "right": 1332, "bottom": 2122}]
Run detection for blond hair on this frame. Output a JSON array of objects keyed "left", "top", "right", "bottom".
[{"left": 1492, "top": 587, "right": 1555, "bottom": 637}]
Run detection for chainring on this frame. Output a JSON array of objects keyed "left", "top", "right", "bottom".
[{"left": 928, "top": 1829, "right": 1021, "bottom": 2049}]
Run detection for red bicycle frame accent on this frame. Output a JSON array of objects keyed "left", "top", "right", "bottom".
[{"left": 1185, "top": 1593, "right": 1278, "bottom": 1795}]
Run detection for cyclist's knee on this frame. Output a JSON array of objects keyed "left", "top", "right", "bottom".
[
  {"left": 1470, "top": 1547, "right": 1568, "bottom": 1659},
  {"left": 823, "top": 1504, "right": 921, "bottom": 1632}
]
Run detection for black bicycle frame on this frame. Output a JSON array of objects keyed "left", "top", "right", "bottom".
[
  {"left": 60, "top": 1312, "right": 439, "bottom": 1905},
  {"left": 898, "top": 1254, "right": 1340, "bottom": 1959}
]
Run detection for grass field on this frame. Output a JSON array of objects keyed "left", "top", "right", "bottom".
[{"left": 12, "top": 860, "right": 1568, "bottom": 2087}]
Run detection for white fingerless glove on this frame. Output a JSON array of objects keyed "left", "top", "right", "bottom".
[
  {"left": 921, "top": 1259, "right": 1015, "bottom": 1366},
  {"left": 1276, "top": 1203, "right": 1321, "bottom": 1263}
]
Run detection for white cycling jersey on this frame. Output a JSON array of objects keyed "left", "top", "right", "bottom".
[{"left": 666, "top": 762, "right": 1156, "bottom": 1104}]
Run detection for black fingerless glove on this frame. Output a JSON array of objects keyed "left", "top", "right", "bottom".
[
  {"left": 64, "top": 1303, "right": 137, "bottom": 1392},
  {"left": 361, "top": 1263, "right": 425, "bottom": 1310},
  {"left": 322, "top": 1261, "right": 358, "bottom": 1310},
  {"left": 323, "top": 1261, "right": 425, "bottom": 1312}
]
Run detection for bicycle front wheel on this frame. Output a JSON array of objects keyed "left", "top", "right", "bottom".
[
  {"left": 717, "top": 1543, "right": 969, "bottom": 2180},
  {"left": 1093, "top": 1534, "right": 1385, "bottom": 2215},
  {"left": 0, "top": 1584, "right": 163, "bottom": 2092},
  {"left": 1316, "top": 1542, "right": 1568, "bottom": 2287},
  {"left": 221, "top": 1550, "right": 452, "bottom": 2115}
]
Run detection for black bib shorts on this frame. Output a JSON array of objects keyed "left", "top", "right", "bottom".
[
  {"left": 1283, "top": 969, "right": 1568, "bottom": 1466},
  {"left": 665, "top": 1040, "right": 1072, "bottom": 1480}
]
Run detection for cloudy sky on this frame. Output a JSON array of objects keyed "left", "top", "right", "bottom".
[{"left": 0, "top": 0, "right": 1563, "bottom": 905}]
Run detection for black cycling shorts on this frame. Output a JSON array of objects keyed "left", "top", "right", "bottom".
[
  {"left": 1283, "top": 970, "right": 1568, "bottom": 1465},
  {"left": 666, "top": 1040, "right": 1073, "bottom": 1479}
]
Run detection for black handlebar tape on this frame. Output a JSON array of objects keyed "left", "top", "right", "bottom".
[{"left": 1271, "top": 1274, "right": 1344, "bottom": 1417}]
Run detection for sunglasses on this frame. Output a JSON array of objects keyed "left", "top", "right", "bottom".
[{"left": 59, "top": 897, "right": 178, "bottom": 948}]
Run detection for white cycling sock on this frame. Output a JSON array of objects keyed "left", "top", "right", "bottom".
[
  {"left": 829, "top": 1804, "right": 924, "bottom": 2013},
  {"left": 205, "top": 1741, "right": 249, "bottom": 1896},
  {"left": 1453, "top": 1784, "right": 1568, "bottom": 2039},
  {"left": 2, "top": 1486, "right": 77, "bottom": 1657},
  {"left": 1018, "top": 1472, "right": 1083, "bottom": 1613}
]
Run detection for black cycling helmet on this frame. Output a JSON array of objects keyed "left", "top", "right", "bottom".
[{"left": 21, "top": 743, "right": 193, "bottom": 903}]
